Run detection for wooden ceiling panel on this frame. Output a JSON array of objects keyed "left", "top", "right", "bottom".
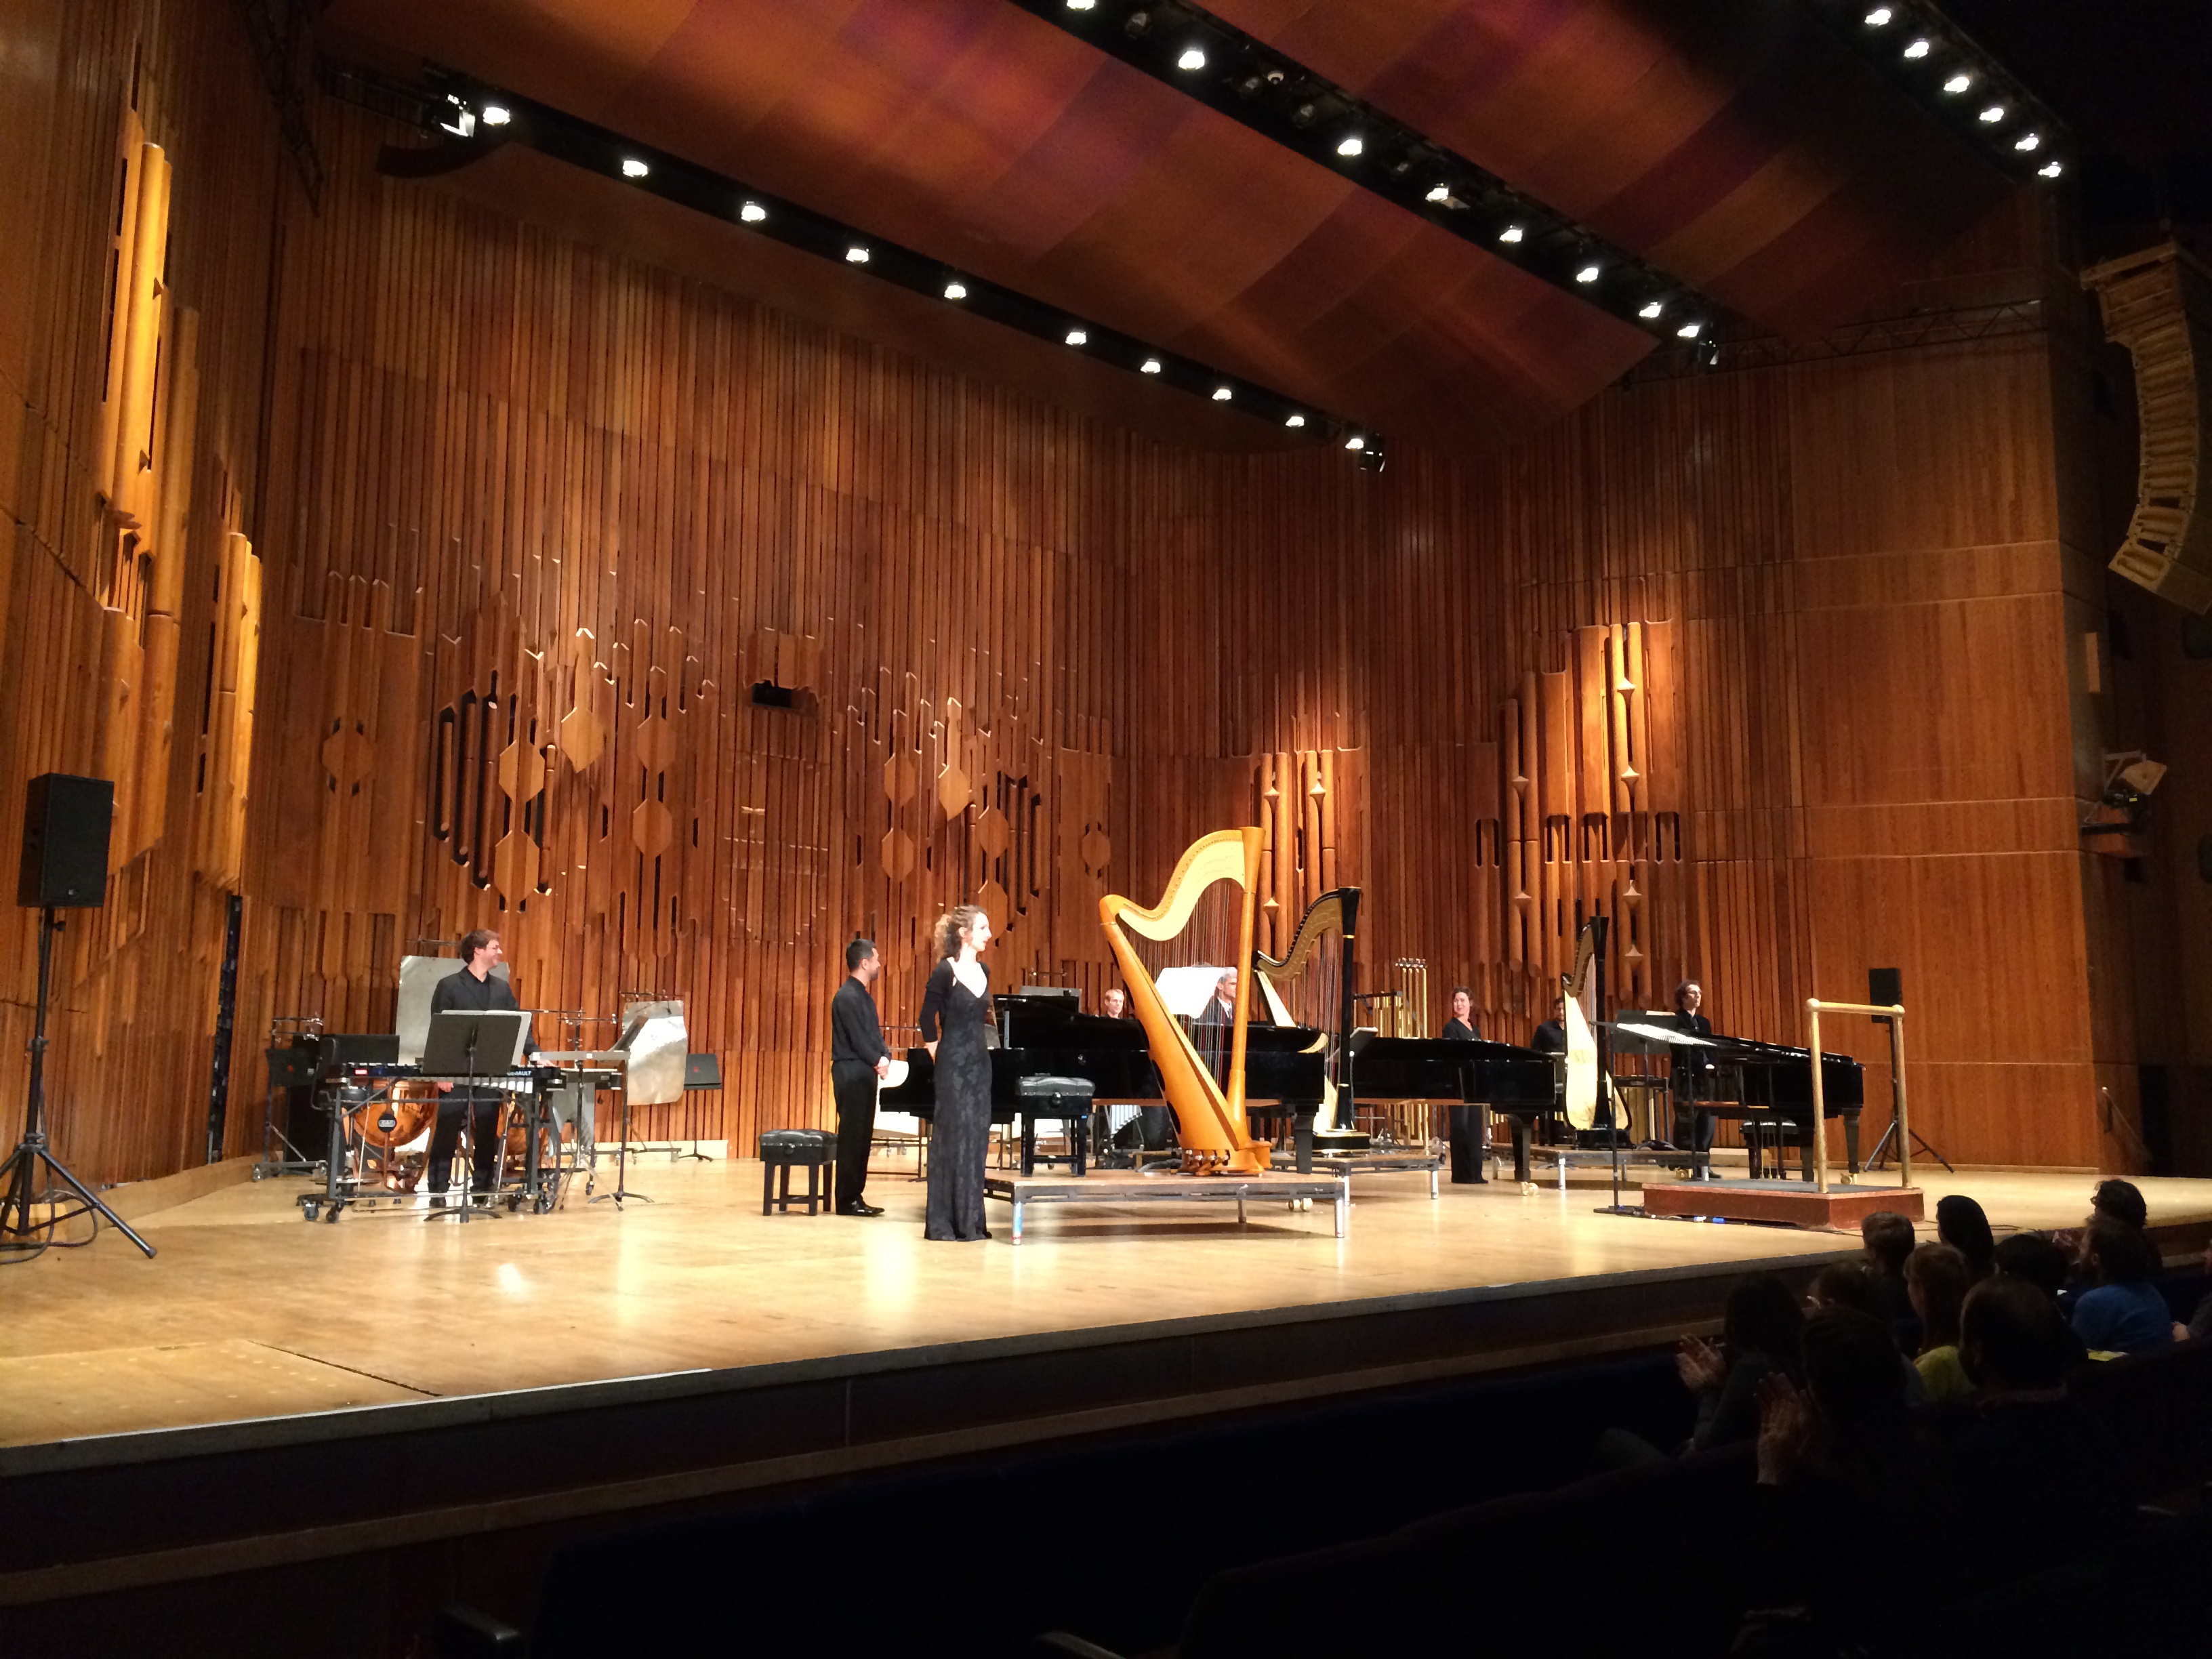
[
  {"left": 1208, "top": 0, "right": 2016, "bottom": 336},
  {"left": 327, "top": 0, "right": 1653, "bottom": 454}
]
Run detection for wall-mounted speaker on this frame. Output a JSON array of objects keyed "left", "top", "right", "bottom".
[{"left": 18, "top": 774, "right": 113, "bottom": 908}]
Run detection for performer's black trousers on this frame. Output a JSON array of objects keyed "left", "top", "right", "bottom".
[
  {"left": 832, "top": 1061, "right": 878, "bottom": 1208},
  {"left": 428, "top": 1096, "right": 501, "bottom": 1193},
  {"left": 1448, "top": 1103, "right": 1489, "bottom": 1183}
]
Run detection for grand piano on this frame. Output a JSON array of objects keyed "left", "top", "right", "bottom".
[
  {"left": 1347, "top": 1031, "right": 1561, "bottom": 1183},
  {"left": 877, "top": 991, "right": 1332, "bottom": 1170},
  {"left": 1682, "top": 1034, "right": 1867, "bottom": 1180}
]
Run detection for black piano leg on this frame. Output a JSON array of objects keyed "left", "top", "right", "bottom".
[
  {"left": 1292, "top": 1110, "right": 1314, "bottom": 1174},
  {"left": 1513, "top": 1121, "right": 1532, "bottom": 1185},
  {"left": 1845, "top": 1112, "right": 1861, "bottom": 1176},
  {"left": 1072, "top": 1110, "right": 1087, "bottom": 1178},
  {"left": 1021, "top": 1118, "right": 1036, "bottom": 1178}
]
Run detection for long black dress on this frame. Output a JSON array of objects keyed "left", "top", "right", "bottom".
[
  {"left": 919, "top": 958, "right": 991, "bottom": 1241},
  {"left": 1441, "top": 1015, "right": 1488, "bottom": 1185}
]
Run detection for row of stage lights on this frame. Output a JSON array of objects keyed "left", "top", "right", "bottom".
[
  {"left": 1820, "top": 1, "right": 2070, "bottom": 180},
  {"left": 1015, "top": 0, "right": 1715, "bottom": 346},
  {"left": 432, "top": 82, "right": 1389, "bottom": 468}
]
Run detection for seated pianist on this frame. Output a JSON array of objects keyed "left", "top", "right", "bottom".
[
  {"left": 1531, "top": 994, "right": 1567, "bottom": 1055},
  {"left": 1099, "top": 985, "right": 1173, "bottom": 1158}
]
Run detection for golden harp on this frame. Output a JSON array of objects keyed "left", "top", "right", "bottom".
[{"left": 1099, "top": 827, "right": 1271, "bottom": 1173}]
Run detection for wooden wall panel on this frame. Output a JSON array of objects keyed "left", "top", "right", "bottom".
[{"left": 3, "top": 28, "right": 2119, "bottom": 1179}]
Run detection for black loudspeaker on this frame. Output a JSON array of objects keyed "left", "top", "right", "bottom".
[
  {"left": 1869, "top": 966, "right": 1902, "bottom": 1023},
  {"left": 18, "top": 773, "right": 112, "bottom": 908}
]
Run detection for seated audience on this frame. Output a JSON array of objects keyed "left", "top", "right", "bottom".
[
  {"left": 1992, "top": 1231, "right": 2091, "bottom": 1361},
  {"left": 2071, "top": 1216, "right": 2174, "bottom": 1355},
  {"left": 1594, "top": 1273, "right": 1802, "bottom": 1469},
  {"left": 1808, "top": 1260, "right": 1927, "bottom": 1404},
  {"left": 1906, "top": 1243, "right": 1975, "bottom": 1404},
  {"left": 1935, "top": 1193, "right": 1995, "bottom": 1284},
  {"left": 1860, "top": 1209, "right": 1921, "bottom": 1352},
  {"left": 2090, "top": 1176, "right": 2148, "bottom": 1232},
  {"left": 1948, "top": 1277, "right": 2132, "bottom": 1541},
  {"left": 1749, "top": 1309, "right": 1936, "bottom": 1620},
  {"left": 1679, "top": 1273, "right": 1805, "bottom": 1453}
]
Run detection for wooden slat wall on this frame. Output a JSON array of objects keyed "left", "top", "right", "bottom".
[{"left": 3, "top": 20, "right": 2112, "bottom": 1178}]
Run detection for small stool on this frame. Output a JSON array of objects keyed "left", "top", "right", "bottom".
[
  {"left": 760, "top": 1128, "right": 838, "bottom": 1214},
  {"left": 1018, "top": 1077, "right": 1094, "bottom": 1177}
]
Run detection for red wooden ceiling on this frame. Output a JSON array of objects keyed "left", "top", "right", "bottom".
[
  {"left": 1206, "top": 0, "right": 2015, "bottom": 337},
  {"left": 325, "top": 0, "right": 2010, "bottom": 455}
]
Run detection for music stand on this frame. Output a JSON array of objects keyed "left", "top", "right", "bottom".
[{"left": 420, "top": 1010, "right": 529, "bottom": 1224}]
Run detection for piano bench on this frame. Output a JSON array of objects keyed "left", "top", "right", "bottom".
[
  {"left": 1018, "top": 1080, "right": 1095, "bottom": 1178},
  {"left": 760, "top": 1128, "right": 838, "bottom": 1215}
]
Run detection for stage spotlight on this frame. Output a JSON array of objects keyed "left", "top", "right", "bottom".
[
  {"left": 1639, "top": 300, "right": 1664, "bottom": 319},
  {"left": 1336, "top": 136, "right": 1364, "bottom": 157},
  {"left": 1902, "top": 38, "right": 1929, "bottom": 60},
  {"left": 1285, "top": 413, "right": 1305, "bottom": 428},
  {"left": 1065, "top": 329, "right": 1088, "bottom": 346},
  {"left": 1575, "top": 263, "right": 1601, "bottom": 283},
  {"left": 1357, "top": 438, "right": 1387, "bottom": 474},
  {"left": 1979, "top": 104, "right": 2005, "bottom": 123},
  {"left": 846, "top": 245, "right": 870, "bottom": 263},
  {"left": 1290, "top": 101, "right": 1318, "bottom": 127},
  {"left": 1675, "top": 321, "right": 1703, "bottom": 338},
  {"left": 1065, "top": 0, "right": 1094, "bottom": 9},
  {"left": 1212, "top": 386, "right": 1232, "bottom": 401},
  {"left": 1498, "top": 224, "right": 1524, "bottom": 243},
  {"left": 1694, "top": 337, "right": 1721, "bottom": 369},
  {"left": 1942, "top": 73, "right": 1972, "bottom": 94},
  {"left": 1124, "top": 9, "right": 1150, "bottom": 39},
  {"left": 2039, "top": 160, "right": 2064, "bottom": 178},
  {"left": 943, "top": 281, "right": 967, "bottom": 299},
  {"left": 739, "top": 201, "right": 767, "bottom": 222},
  {"left": 1140, "top": 357, "right": 1162, "bottom": 373},
  {"left": 621, "top": 157, "right": 650, "bottom": 178},
  {"left": 480, "top": 104, "right": 512, "bottom": 126},
  {"left": 1863, "top": 7, "right": 1891, "bottom": 27},
  {"left": 1177, "top": 47, "right": 1206, "bottom": 71},
  {"left": 1343, "top": 434, "right": 1365, "bottom": 451},
  {"left": 2014, "top": 131, "right": 2041, "bottom": 151},
  {"left": 1425, "top": 184, "right": 1452, "bottom": 204}
]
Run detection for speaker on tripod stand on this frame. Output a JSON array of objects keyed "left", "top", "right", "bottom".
[
  {"left": 1, "top": 774, "right": 156, "bottom": 1258},
  {"left": 1864, "top": 966, "right": 1952, "bottom": 1176}
]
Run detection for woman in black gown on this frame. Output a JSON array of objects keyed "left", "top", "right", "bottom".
[
  {"left": 1441, "top": 985, "right": 1488, "bottom": 1185},
  {"left": 918, "top": 904, "right": 994, "bottom": 1242}
]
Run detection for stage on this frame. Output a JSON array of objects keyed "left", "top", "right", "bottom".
[{"left": 5, "top": 1155, "right": 2209, "bottom": 1631}]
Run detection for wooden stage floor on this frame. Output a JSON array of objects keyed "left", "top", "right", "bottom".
[{"left": 8, "top": 1155, "right": 2210, "bottom": 1454}]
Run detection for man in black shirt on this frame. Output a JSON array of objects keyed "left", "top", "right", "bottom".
[
  {"left": 1530, "top": 994, "right": 1568, "bottom": 1054},
  {"left": 427, "top": 928, "right": 529, "bottom": 1204},
  {"left": 830, "top": 938, "right": 893, "bottom": 1215},
  {"left": 1666, "top": 979, "right": 1717, "bottom": 1162}
]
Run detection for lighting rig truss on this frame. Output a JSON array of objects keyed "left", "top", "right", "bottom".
[
  {"left": 1013, "top": 0, "right": 1718, "bottom": 344},
  {"left": 325, "top": 62, "right": 1384, "bottom": 455},
  {"left": 1807, "top": 1, "right": 2072, "bottom": 181}
]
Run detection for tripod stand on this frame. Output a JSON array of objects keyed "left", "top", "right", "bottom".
[
  {"left": 1864, "top": 1040, "right": 1951, "bottom": 1175},
  {"left": 1, "top": 907, "right": 156, "bottom": 1258}
]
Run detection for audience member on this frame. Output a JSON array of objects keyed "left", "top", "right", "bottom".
[
  {"left": 1992, "top": 1231, "right": 2091, "bottom": 1361},
  {"left": 1946, "top": 1277, "right": 2132, "bottom": 1548},
  {"left": 1861, "top": 1210, "right": 1921, "bottom": 1351},
  {"left": 1750, "top": 1309, "right": 1936, "bottom": 1621},
  {"left": 1594, "top": 1273, "right": 1802, "bottom": 1469},
  {"left": 1935, "top": 1193, "right": 1995, "bottom": 1284},
  {"left": 1807, "top": 1261, "right": 1875, "bottom": 1316},
  {"left": 1906, "top": 1243, "right": 1974, "bottom": 1404},
  {"left": 2090, "top": 1177, "right": 2148, "bottom": 1232},
  {"left": 2071, "top": 1216, "right": 2174, "bottom": 1355},
  {"left": 1678, "top": 1273, "right": 1805, "bottom": 1453}
]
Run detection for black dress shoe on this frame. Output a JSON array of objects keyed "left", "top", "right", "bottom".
[{"left": 837, "top": 1201, "right": 884, "bottom": 1216}]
